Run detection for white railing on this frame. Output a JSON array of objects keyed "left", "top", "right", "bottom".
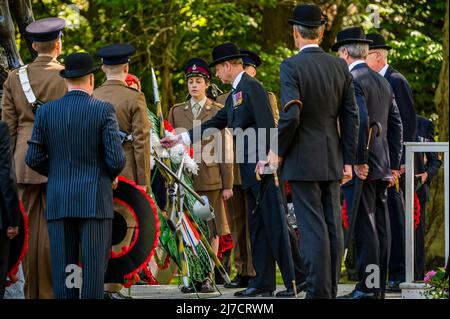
[{"left": 404, "top": 142, "right": 449, "bottom": 283}]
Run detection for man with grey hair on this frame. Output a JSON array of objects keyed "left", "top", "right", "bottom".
[
  {"left": 366, "top": 33, "right": 418, "bottom": 290},
  {"left": 258, "top": 4, "right": 359, "bottom": 299},
  {"left": 333, "top": 27, "right": 403, "bottom": 299}
]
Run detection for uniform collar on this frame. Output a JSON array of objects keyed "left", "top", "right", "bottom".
[
  {"left": 379, "top": 64, "right": 389, "bottom": 76},
  {"left": 348, "top": 60, "right": 366, "bottom": 71},
  {"left": 103, "top": 79, "right": 127, "bottom": 86},
  {"left": 190, "top": 96, "right": 207, "bottom": 108},
  {"left": 232, "top": 71, "right": 246, "bottom": 90},
  {"left": 34, "top": 55, "right": 58, "bottom": 64}
]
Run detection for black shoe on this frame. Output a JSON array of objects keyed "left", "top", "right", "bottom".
[
  {"left": 181, "top": 281, "right": 203, "bottom": 293},
  {"left": 276, "top": 282, "right": 307, "bottom": 297},
  {"left": 386, "top": 280, "right": 401, "bottom": 292},
  {"left": 234, "top": 287, "right": 273, "bottom": 297},
  {"left": 224, "top": 275, "right": 251, "bottom": 289},
  {"left": 337, "top": 290, "right": 377, "bottom": 299},
  {"left": 215, "top": 275, "right": 224, "bottom": 285},
  {"left": 104, "top": 291, "right": 133, "bottom": 299},
  {"left": 201, "top": 278, "right": 215, "bottom": 293},
  {"left": 376, "top": 292, "right": 386, "bottom": 299}
]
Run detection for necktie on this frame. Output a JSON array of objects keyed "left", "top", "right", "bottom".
[{"left": 192, "top": 102, "right": 201, "bottom": 118}]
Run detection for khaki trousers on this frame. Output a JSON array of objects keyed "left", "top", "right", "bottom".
[
  {"left": 18, "top": 183, "right": 53, "bottom": 299},
  {"left": 226, "top": 185, "right": 255, "bottom": 277}
]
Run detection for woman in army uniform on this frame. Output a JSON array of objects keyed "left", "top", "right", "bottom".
[{"left": 168, "top": 57, "right": 233, "bottom": 293}]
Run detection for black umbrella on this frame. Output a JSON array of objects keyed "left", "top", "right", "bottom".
[
  {"left": 7, "top": 202, "right": 28, "bottom": 283},
  {"left": 105, "top": 177, "right": 160, "bottom": 287},
  {"left": 344, "top": 122, "right": 382, "bottom": 260}
]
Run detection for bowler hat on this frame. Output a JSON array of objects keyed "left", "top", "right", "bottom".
[
  {"left": 289, "top": 4, "right": 326, "bottom": 27},
  {"left": 209, "top": 43, "right": 248, "bottom": 67},
  {"left": 331, "top": 26, "right": 373, "bottom": 52},
  {"left": 366, "top": 33, "right": 392, "bottom": 50},
  {"left": 60, "top": 52, "right": 100, "bottom": 79}
]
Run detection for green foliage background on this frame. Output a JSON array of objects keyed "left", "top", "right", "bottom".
[{"left": 17, "top": 0, "right": 445, "bottom": 128}]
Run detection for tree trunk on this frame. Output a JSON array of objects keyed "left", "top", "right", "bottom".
[
  {"left": 321, "top": 0, "right": 351, "bottom": 52},
  {"left": 261, "top": 2, "right": 295, "bottom": 52},
  {"left": 425, "top": 0, "right": 448, "bottom": 268}
]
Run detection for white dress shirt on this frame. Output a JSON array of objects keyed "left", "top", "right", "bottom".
[
  {"left": 348, "top": 60, "right": 366, "bottom": 72},
  {"left": 232, "top": 71, "right": 245, "bottom": 90},
  {"left": 299, "top": 43, "right": 320, "bottom": 52},
  {"left": 379, "top": 64, "right": 389, "bottom": 77}
]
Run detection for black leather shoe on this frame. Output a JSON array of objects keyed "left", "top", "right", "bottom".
[
  {"left": 234, "top": 287, "right": 273, "bottom": 297},
  {"left": 337, "top": 290, "right": 377, "bottom": 299},
  {"left": 104, "top": 291, "right": 133, "bottom": 299},
  {"left": 276, "top": 282, "right": 307, "bottom": 297},
  {"left": 181, "top": 281, "right": 203, "bottom": 293},
  {"left": 376, "top": 292, "right": 386, "bottom": 299},
  {"left": 224, "top": 275, "right": 251, "bottom": 289},
  {"left": 201, "top": 278, "right": 215, "bottom": 293},
  {"left": 386, "top": 280, "right": 401, "bottom": 292}
]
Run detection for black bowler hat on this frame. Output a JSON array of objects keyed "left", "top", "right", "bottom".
[
  {"left": 96, "top": 44, "right": 135, "bottom": 65},
  {"left": 60, "top": 52, "right": 100, "bottom": 78},
  {"left": 184, "top": 57, "right": 211, "bottom": 79},
  {"left": 366, "top": 33, "right": 392, "bottom": 50},
  {"left": 26, "top": 17, "right": 66, "bottom": 42},
  {"left": 209, "top": 43, "right": 248, "bottom": 67},
  {"left": 240, "top": 49, "right": 262, "bottom": 68},
  {"left": 331, "top": 26, "right": 373, "bottom": 52},
  {"left": 289, "top": 4, "right": 326, "bottom": 27}
]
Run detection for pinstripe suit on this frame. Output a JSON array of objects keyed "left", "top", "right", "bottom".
[{"left": 25, "top": 90, "right": 126, "bottom": 299}]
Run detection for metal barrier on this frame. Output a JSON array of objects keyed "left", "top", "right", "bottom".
[{"left": 404, "top": 142, "right": 449, "bottom": 283}]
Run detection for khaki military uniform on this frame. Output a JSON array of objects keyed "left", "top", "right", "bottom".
[
  {"left": 93, "top": 79, "right": 151, "bottom": 187},
  {"left": 1, "top": 55, "right": 67, "bottom": 299},
  {"left": 169, "top": 98, "right": 233, "bottom": 237},
  {"left": 93, "top": 79, "right": 151, "bottom": 293}
]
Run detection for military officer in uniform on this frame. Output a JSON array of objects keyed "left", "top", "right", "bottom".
[
  {"left": 168, "top": 57, "right": 233, "bottom": 293},
  {"left": 1, "top": 17, "right": 67, "bottom": 299},
  {"left": 162, "top": 43, "right": 296, "bottom": 297},
  {"left": 334, "top": 27, "right": 403, "bottom": 299},
  {"left": 93, "top": 44, "right": 151, "bottom": 299}
]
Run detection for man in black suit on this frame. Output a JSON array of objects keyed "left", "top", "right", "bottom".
[
  {"left": 366, "top": 32, "right": 418, "bottom": 290},
  {"left": 258, "top": 5, "right": 359, "bottom": 299},
  {"left": 334, "top": 27, "right": 403, "bottom": 299},
  {"left": 162, "top": 43, "right": 295, "bottom": 297},
  {"left": 415, "top": 115, "right": 442, "bottom": 279},
  {"left": 0, "top": 120, "right": 20, "bottom": 298}
]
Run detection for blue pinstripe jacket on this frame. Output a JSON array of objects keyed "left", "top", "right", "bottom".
[{"left": 25, "top": 90, "right": 126, "bottom": 220}]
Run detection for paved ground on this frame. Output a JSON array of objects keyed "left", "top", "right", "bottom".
[{"left": 124, "top": 283, "right": 402, "bottom": 299}]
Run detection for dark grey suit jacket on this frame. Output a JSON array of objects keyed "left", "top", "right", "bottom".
[
  {"left": 276, "top": 47, "right": 359, "bottom": 182},
  {"left": 416, "top": 115, "right": 442, "bottom": 192},
  {"left": 351, "top": 63, "right": 403, "bottom": 181}
]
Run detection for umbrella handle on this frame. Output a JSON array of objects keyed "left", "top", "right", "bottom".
[{"left": 256, "top": 169, "right": 279, "bottom": 187}]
